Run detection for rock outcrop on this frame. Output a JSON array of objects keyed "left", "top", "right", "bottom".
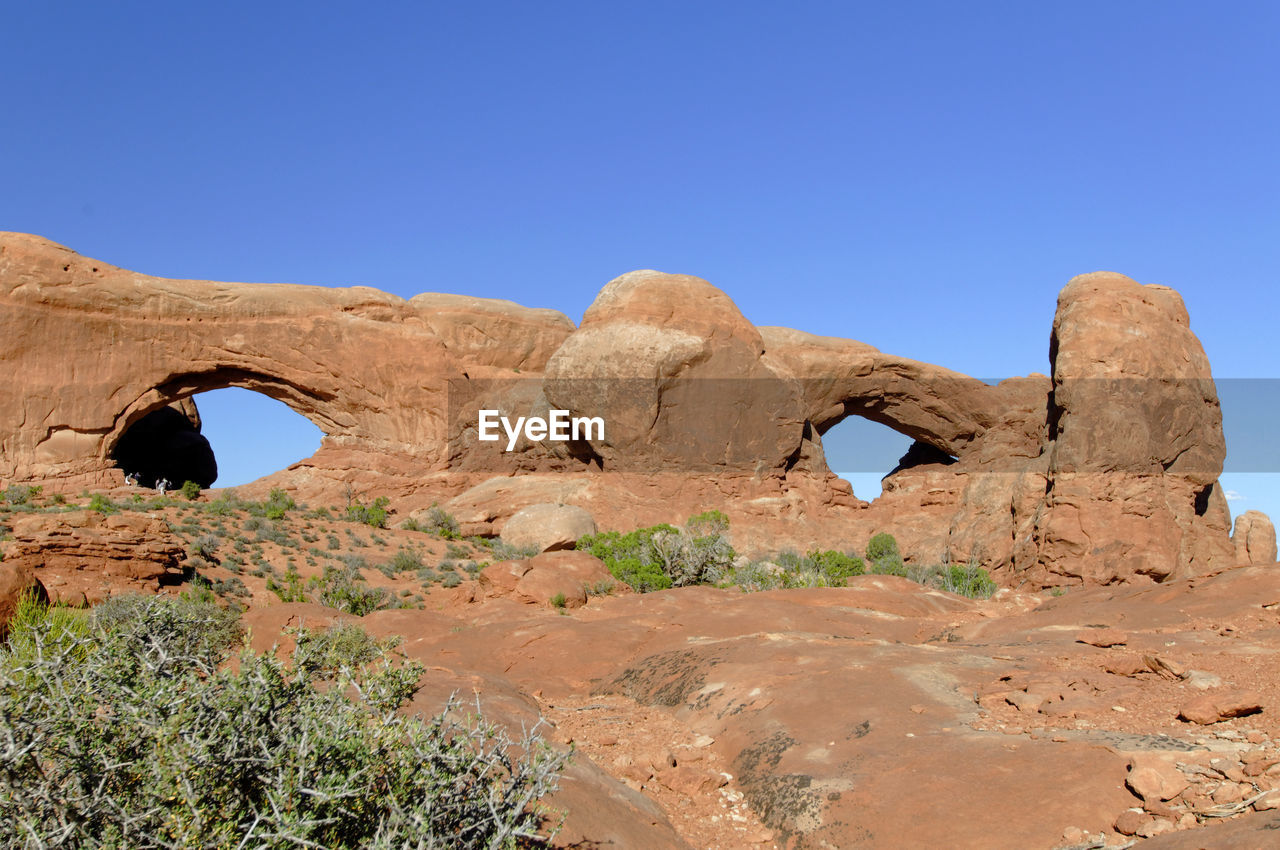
[
  {"left": 1233, "top": 510, "right": 1278, "bottom": 565},
  {"left": 0, "top": 510, "right": 186, "bottom": 603},
  {"left": 1022, "top": 273, "right": 1234, "bottom": 586},
  {"left": 0, "top": 233, "right": 1240, "bottom": 587}
]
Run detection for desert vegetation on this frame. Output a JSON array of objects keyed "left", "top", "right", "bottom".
[
  {"left": 0, "top": 591, "right": 569, "bottom": 848},
  {"left": 578, "top": 515, "right": 996, "bottom": 599}
]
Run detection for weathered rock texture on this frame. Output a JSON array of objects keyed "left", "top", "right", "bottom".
[
  {"left": 1233, "top": 510, "right": 1277, "bottom": 565},
  {"left": 0, "top": 234, "right": 1238, "bottom": 587},
  {"left": 0, "top": 510, "right": 185, "bottom": 603}
]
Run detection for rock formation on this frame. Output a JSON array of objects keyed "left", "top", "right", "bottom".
[
  {"left": 0, "top": 233, "right": 1241, "bottom": 587},
  {"left": 0, "top": 510, "right": 185, "bottom": 603},
  {"left": 1233, "top": 510, "right": 1278, "bottom": 565}
]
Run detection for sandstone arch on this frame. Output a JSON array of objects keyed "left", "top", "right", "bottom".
[
  {"left": 0, "top": 232, "right": 574, "bottom": 491},
  {"left": 0, "top": 233, "right": 1238, "bottom": 587}
]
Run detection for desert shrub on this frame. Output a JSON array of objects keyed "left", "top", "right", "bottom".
[
  {"left": 0, "top": 596, "right": 566, "bottom": 849},
  {"left": 719, "top": 559, "right": 786, "bottom": 592},
  {"left": 4, "top": 590, "right": 90, "bottom": 661},
  {"left": 179, "top": 479, "right": 201, "bottom": 500},
  {"left": 2, "top": 484, "right": 42, "bottom": 506},
  {"left": 388, "top": 548, "right": 424, "bottom": 574},
  {"left": 577, "top": 513, "right": 736, "bottom": 592},
  {"left": 721, "top": 548, "right": 866, "bottom": 593},
  {"left": 315, "top": 564, "right": 393, "bottom": 615},
  {"left": 414, "top": 503, "right": 460, "bottom": 538},
  {"left": 264, "top": 487, "right": 296, "bottom": 520},
  {"left": 291, "top": 621, "right": 402, "bottom": 680},
  {"left": 577, "top": 525, "right": 677, "bottom": 592},
  {"left": 807, "top": 549, "right": 865, "bottom": 582},
  {"left": 346, "top": 496, "right": 391, "bottom": 529},
  {"left": 866, "top": 532, "right": 906, "bottom": 576},
  {"left": 489, "top": 539, "right": 539, "bottom": 562},
  {"left": 267, "top": 563, "right": 309, "bottom": 603},
  {"left": 586, "top": 579, "right": 617, "bottom": 597},
  {"left": 937, "top": 563, "right": 997, "bottom": 599},
  {"left": 441, "top": 572, "right": 462, "bottom": 589},
  {"left": 254, "top": 522, "right": 293, "bottom": 547},
  {"left": 190, "top": 533, "right": 222, "bottom": 561},
  {"left": 88, "top": 493, "right": 117, "bottom": 514},
  {"left": 551, "top": 593, "right": 567, "bottom": 610}
]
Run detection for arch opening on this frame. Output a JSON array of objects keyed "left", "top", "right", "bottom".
[
  {"left": 108, "top": 370, "right": 331, "bottom": 490},
  {"left": 189, "top": 388, "right": 325, "bottom": 488},
  {"left": 820, "top": 414, "right": 957, "bottom": 503}
]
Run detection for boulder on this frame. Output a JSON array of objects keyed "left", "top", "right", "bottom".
[
  {"left": 543, "top": 270, "right": 806, "bottom": 473},
  {"left": 477, "top": 550, "right": 619, "bottom": 608},
  {"left": 1233, "top": 510, "right": 1277, "bottom": 565},
  {"left": 499, "top": 503, "right": 597, "bottom": 552}
]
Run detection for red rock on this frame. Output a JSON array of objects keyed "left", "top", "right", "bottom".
[
  {"left": 1127, "top": 754, "right": 1190, "bottom": 803},
  {"left": 1178, "top": 691, "right": 1263, "bottom": 725},
  {"left": 477, "top": 550, "right": 616, "bottom": 608},
  {"left": 499, "top": 502, "right": 597, "bottom": 553},
  {"left": 1, "top": 509, "right": 184, "bottom": 602},
  {"left": 0, "top": 235, "right": 1240, "bottom": 590},
  {"left": 1028, "top": 271, "right": 1234, "bottom": 588},
  {"left": 1233, "top": 510, "right": 1277, "bottom": 565},
  {"left": 1076, "top": 627, "right": 1128, "bottom": 647},
  {"left": 1115, "top": 809, "right": 1151, "bottom": 836}
]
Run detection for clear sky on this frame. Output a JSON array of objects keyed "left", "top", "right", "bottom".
[{"left": 5, "top": 2, "right": 1277, "bottom": 522}]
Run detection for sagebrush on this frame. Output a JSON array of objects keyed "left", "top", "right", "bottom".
[{"left": 0, "top": 594, "right": 567, "bottom": 849}]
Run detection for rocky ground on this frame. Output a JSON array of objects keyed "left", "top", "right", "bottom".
[{"left": 4, "top": 488, "right": 1280, "bottom": 848}]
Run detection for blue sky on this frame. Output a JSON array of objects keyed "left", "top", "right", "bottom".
[{"left": 5, "top": 2, "right": 1277, "bottom": 522}]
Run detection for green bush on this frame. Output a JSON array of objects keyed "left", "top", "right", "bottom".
[
  {"left": 805, "top": 549, "right": 865, "bottom": 582},
  {"left": 264, "top": 487, "right": 296, "bottom": 520},
  {"left": 866, "top": 532, "right": 906, "bottom": 576},
  {"left": 88, "top": 493, "right": 117, "bottom": 514},
  {"left": 346, "top": 496, "right": 391, "bottom": 529},
  {"left": 0, "top": 595, "right": 566, "bottom": 848},
  {"left": 388, "top": 548, "right": 424, "bottom": 574},
  {"left": 180, "top": 480, "right": 201, "bottom": 501},
  {"left": 937, "top": 563, "right": 997, "bottom": 599},
  {"left": 190, "top": 533, "right": 222, "bottom": 561},
  {"left": 4, "top": 590, "right": 89, "bottom": 661},
  {"left": 720, "top": 548, "right": 863, "bottom": 592},
  {"left": 576, "top": 513, "right": 736, "bottom": 592}
]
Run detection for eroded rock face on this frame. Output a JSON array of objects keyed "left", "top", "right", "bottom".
[
  {"left": 0, "top": 232, "right": 575, "bottom": 493},
  {"left": 0, "top": 510, "right": 185, "bottom": 603},
  {"left": 544, "top": 270, "right": 806, "bottom": 472},
  {"left": 1021, "top": 273, "right": 1234, "bottom": 587},
  {"left": 0, "top": 234, "right": 1238, "bottom": 587},
  {"left": 1233, "top": 510, "right": 1278, "bottom": 565}
]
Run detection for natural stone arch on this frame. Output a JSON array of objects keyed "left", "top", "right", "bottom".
[
  {"left": 0, "top": 232, "right": 575, "bottom": 491},
  {"left": 106, "top": 367, "right": 343, "bottom": 459},
  {"left": 758, "top": 325, "right": 1045, "bottom": 464}
]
